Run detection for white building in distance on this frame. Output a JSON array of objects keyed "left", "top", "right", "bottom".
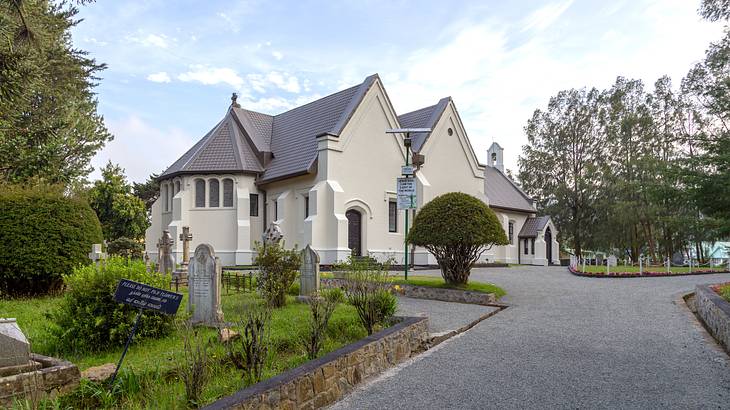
[{"left": 145, "top": 74, "right": 559, "bottom": 266}]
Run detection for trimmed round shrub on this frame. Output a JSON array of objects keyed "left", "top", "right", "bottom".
[
  {"left": 107, "top": 237, "right": 144, "bottom": 259},
  {"left": 0, "top": 185, "right": 103, "bottom": 296},
  {"left": 407, "top": 192, "right": 509, "bottom": 284},
  {"left": 50, "top": 256, "right": 174, "bottom": 353}
]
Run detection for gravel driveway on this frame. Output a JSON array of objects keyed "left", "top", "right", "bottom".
[{"left": 332, "top": 266, "right": 730, "bottom": 409}]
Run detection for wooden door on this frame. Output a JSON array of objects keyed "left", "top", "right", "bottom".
[
  {"left": 346, "top": 209, "right": 362, "bottom": 256},
  {"left": 545, "top": 227, "right": 552, "bottom": 265}
]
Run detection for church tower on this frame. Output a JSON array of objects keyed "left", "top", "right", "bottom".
[{"left": 487, "top": 142, "right": 504, "bottom": 173}]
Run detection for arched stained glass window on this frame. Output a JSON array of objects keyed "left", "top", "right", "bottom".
[
  {"left": 223, "top": 179, "right": 233, "bottom": 207},
  {"left": 209, "top": 179, "right": 220, "bottom": 207},
  {"left": 195, "top": 179, "right": 205, "bottom": 207}
]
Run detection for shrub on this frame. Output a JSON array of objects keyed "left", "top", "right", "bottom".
[
  {"left": 254, "top": 242, "right": 301, "bottom": 307},
  {"left": 178, "top": 319, "right": 211, "bottom": 407},
  {"left": 303, "top": 288, "right": 344, "bottom": 359},
  {"left": 0, "top": 184, "right": 103, "bottom": 296},
  {"left": 341, "top": 260, "right": 398, "bottom": 335},
  {"left": 227, "top": 307, "right": 270, "bottom": 385},
  {"left": 50, "top": 257, "right": 174, "bottom": 353},
  {"left": 107, "top": 237, "right": 144, "bottom": 259},
  {"left": 407, "top": 192, "right": 509, "bottom": 285}
]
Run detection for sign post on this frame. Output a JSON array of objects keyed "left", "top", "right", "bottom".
[{"left": 108, "top": 279, "right": 183, "bottom": 386}]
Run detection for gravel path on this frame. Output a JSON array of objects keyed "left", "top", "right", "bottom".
[
  {"left": 332, "top": 266, "right": 730, "bottom": 409},
  {"left": 396, "top": 296, "right": 499, "bottom": 334}
]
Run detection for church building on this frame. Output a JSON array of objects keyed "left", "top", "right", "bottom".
[{"left": 145, "top": 74, "right": 559, "bottom": 266}]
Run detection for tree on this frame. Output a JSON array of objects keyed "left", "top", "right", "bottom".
[
  {"left": 518, "top": 88, "right": 604, "bottom": 258},
  {"left": 133, "top": 172, "right": 161, "bottom": 218},
  {"left": 407, "top": 192, "right": 508, "bottom": 285},
  {"left": 88, "top": 162, "right": 149, "bottom": 241},
  {"left": 699, "top": 0, "right": 730, "bottom": 22},
  {"left": 0, "top": 0, "right": 112, "bottom": 184}
]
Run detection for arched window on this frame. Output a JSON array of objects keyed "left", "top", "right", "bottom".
[
  {"left": 491, "top": 152, "right": 497, "bottom": 166},
  {"left": 508, "top": 221, "right": 514, "bottom": 245},
  {"left": 209, "top": 179, "right": 220, "bottom": 207},
  {"left": 223, "top": 178, "right": 233, "bottom": 207},
  {"left": 162, "top": 184, "right": 169, "bottom": 212},
  {"left": 195, "top": 179, "right": 205, "bottom": 207},
  {"left": 174, "top": 180, "right": 181, "bottom": 194},
  {"left": 168, "top": 183, "right": 173, "bottom": 211}
]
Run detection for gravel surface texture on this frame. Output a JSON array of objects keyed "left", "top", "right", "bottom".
[
  {"left": 396, "top": 296, "right": 500, "bottom": 334},
  {"left": 332, "top": 266, "right": 730, "bottom": 410}
]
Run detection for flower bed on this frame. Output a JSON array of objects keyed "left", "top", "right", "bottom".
[{"left": 568, "top": 266, "right": 730, "bottom": 278}]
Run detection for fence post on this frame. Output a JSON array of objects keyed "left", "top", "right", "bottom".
[
  {"left": 666, "top": 257, "right": 670, "bottom": 274},
  {"left": 689, "top": 258, "right": 692, "bottom": 274},
  {"left": 639, "top": 255, "right": 643, "bottom": 275}
]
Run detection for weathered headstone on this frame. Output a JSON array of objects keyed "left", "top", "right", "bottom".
[
  {"left": 298, "top": 245, "right": 320, "bottom": 301},
  {"left": 262, "top": 222, "right": 283, "bottom": 245},
  {"left": 596, "top": 254, "right": 604, "bottom": 266},
  {"left": 0, "top": 319, "right": 30, "bottom": 368},
  {"left": 156, "top": 230, "right": 175, "bottom": 274},
  {"left": 88, "top": 244, "right": 107, "bottom": 266},
  {"left": 188, "top": 244, "right": 224, "bottom": 326},
  {"left": 178, "top": 226, "right": 193, "bottom": 272},
  {"left": 672, "top": 251, "right": 684, "bottom": 266},
  {"left": 607, "top": 255, "right": 617, "bottom": 267},
  {"left": 143, "top": 252, "right": 151, "bottom": 272}
]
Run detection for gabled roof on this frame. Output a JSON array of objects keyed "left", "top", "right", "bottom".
[
  {"left": 518, "top": 216, "right": 551, "bottom": 238},
  {"left": 160, "top": 74, "right": 379, "bottom": 183},
  {"left": 397, "top": 97, "right": 450, "bottom": 153},
  {"left": 485, "top": 166, "right": 535, "bottom": 213}
]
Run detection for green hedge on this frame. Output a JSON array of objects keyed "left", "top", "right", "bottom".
[
  {"left": 0, "top": 185, "right": 103, "bottom": 296},
  {"left": 50, "top": 257, "right": 175, "bottom": 353}
]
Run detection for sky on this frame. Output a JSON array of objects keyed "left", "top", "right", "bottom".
[{"left": 71, "top": 0, "right": 725, "bottom": 183}]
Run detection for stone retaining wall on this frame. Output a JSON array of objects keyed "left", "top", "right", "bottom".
[
  {"left": 322, "top": 278, "right": 497, "bottom": 305},
  {"left": 695, "top": 285, "right": 730, "bottom": 352},
  {"left": 0, "top": 354, "right": 80, "bottom": 407},
  {"left": 203, "top": 316, "right": 428, "bottom": 410}
]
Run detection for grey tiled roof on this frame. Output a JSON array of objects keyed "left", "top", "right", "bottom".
[
  {"left": 161, "top": 74, "right": 379, "bottom": 182},
  {"left": 485, "top": 166, "right": 535, "bottom": 212},
  {"left": 518, "top": 216, "right": 551, "bottom": 238},
  {"left": 397, "top": 97, "right": 450, "bottom": 152}
]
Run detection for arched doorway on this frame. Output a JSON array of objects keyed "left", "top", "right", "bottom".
[
  {"left": 545, "top": 227, "right": 552, "bottom": 265},
  {"left": 346, "top": 209, "right": 362, "bottom": 256}
]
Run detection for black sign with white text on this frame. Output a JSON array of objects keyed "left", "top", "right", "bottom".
[{"left": 113, "top": 279, "right": 182, "bottom": 315}]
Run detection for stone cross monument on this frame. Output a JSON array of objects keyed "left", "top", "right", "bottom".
[
  {"left": 88, "top": 244, "right": 107, "bottom": 266},
  {"left": 188, "top": 244, "right": 224, "bottom": 326},
  {"left": 298, "top": 245, "right": 320, "bottom": 301},
  {"left": 156, "top": 230, "right": 175, "bottom": 275},
  {"left": 262, "top": 222, "right": 283, "bottom": 246},
  {"left": 178, "top": 226, "right": 193, "bottom": 274}
]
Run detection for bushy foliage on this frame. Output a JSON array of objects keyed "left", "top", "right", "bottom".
[
  {"left": 227, "top": 307, "right": 270, "bottom": 385},
  {"left": 50, "top": 257, "right": 174, "bottom": 353},
  {"left": 341, "top": 259, "right": 398, "bottom": 335},
  {"left": 407, "top": 192, "right": 508, "bottom": 284},
  {"left": 303, "top": 288, "right": 344, "bottom": 359},
  {"left": 0, "top": 184, "right": 103, "bottom": 296},
  {"left": 178, "top": 319, "right": 211, "bottom": 407},
  {"left": 88, "top": 162, "right": 149, "bottom": 241},
  {"left": 107, "top": 237, "right": 144, "bottom": 259},
  {"left": 254, "top": 242, "right": 301, "bottom": 307}
]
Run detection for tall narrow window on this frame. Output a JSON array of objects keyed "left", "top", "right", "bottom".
[
  {"left": 174, "top": 180, "right": 180, "bottom": 194},
  {"left": 508, "top": 221, "right": 514, "bottom": 244},
  {"left": 524, "top": 238, "right": 529, "bottom": 254},
  {"left": 195, "top": 179, "right": 205, "bottom": 207},
  {"left": 388, "top": 200, "right": 397, "bottom": 232},
  {"left": 209, "top": 179, "right": 219, "bottom": 207},
  {"left": 274, "top": 201, "right": 278, "bottom": 220},
  {"left": 162, "top": 184, "right": 168, "bottom": 212},
  {"left": 223, "top": 179, "right": 233, "bottom": 207},
  {"left": 304, "top": 195, "right": 309, "bottom": 219},
  {"left": 168, "top": 183, "right": 173, "bottom": 211},
  {"left": 531, "top": 238, "right": 535, "bottom": 255},
  {"left": 249, "top": 194, "right": 259, "bottom": 216}
]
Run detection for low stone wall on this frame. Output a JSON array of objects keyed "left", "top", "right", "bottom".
[
  {"left": 203, "top": 316, "right": 428, "bottom": 410},
  {"left": 695, "top": 285, "right": 730, "bottom": 352},
  {"left": 0, "top": 354, "right": 80, "bottom": 407},
  {"left": 322, "top": 278, "right": 497, "bottom": 305}
]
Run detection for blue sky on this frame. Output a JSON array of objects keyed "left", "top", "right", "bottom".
[{"left": 71, "top": 0, "right": 724, "bottom": 182}]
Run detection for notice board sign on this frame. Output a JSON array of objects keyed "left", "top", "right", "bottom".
[{"left": 113, "top": 279, "right": 182, "bottom": 315}]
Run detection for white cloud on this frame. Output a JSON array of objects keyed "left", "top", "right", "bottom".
[
  {"left": 266, "top": 71, "right": 300, "bottom": 93},
  {"left": 177, "top": 65, "right": 244, "bottom": 89},
  {"left": 84, "top": 37, "right": 108, "bottom": 46},
  {"left": 146, "top": 71, "right": 171, "bottom": 83},
  {"left": 90, "top": 116, "right": 192, "bottom": 183},
  {"left": 272, "top": 51, "right": 283, "bottom": 60},
  {"left": 126, "top": 33, "right": 170, "bottom": 48},
  {"left": 521, "top": 0, "right": 573, "bottom": 32}
]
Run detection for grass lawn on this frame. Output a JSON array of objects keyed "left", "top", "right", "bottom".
[
  {"left": 321, "top": 272, "right": 506, "bottom": 298},
  {"left": 1, "top": 289, "right": 365, "bottom": 409},
  {"left": 578, "top": 265, "right": 728, "bottom": 274}
]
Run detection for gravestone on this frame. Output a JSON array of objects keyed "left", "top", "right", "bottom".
[
  {"left": 88, "top": 244, "right": 107, "bottom": 266},
  {"left": 188, "top": 244, "right": 224, "bottom": 326},
  {"left": 157, "top": 230, "right": 175, "bottom": 275},
  {"left": 178, "top": 226, "right": 193, "bottom": 275},
  {"left": 143, "top": 252, "right": 151, "bottom": 272},
  {"left": 298, "top": 245, "right": 320, "bottom": 301},
  {"left": 0, "top": 319, "right": 30, "bottom": 368},
  {"left": 262, "top": 222, "right": 283, "bottom": 245},
  {"left": 596, "top": 254, "right": 604, "bottom": 266},
  {"left": 607, "top": 255, "right": 617, "bottom": 267}
]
